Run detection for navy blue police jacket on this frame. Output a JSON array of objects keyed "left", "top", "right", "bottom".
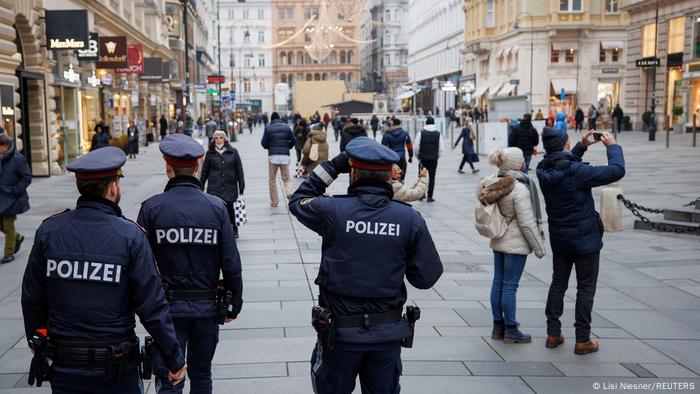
[
  {"left": 289, "top": 162, "right": 443, "bottom": 344},
  {"left": 137, "top": 176, "right": 243, "bottom": 319},
  {"left": 21, "top": 196, "right": 185, "bottom": 374}
]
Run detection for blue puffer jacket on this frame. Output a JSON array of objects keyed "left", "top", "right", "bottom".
[
  {"left": 536, "top": 142, "right": 625, "bottom": 255},
  {"left": 261, "top": 119, "right": 296, "bottom": 156},
  {"left": 0, "top": 145, "right": 31, "bottom": 215},
  {"left": 554, "top": 112, "right": 567, "bottom": 131},
  {"left": 381, "top": 126, "right": 413, "bottom": 159}
]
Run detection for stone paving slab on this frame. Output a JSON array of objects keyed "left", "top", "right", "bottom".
[
  {"left": 552, "top": 362, "right": 636, "bottom": 377},
  {"left": 465, "top": 361, "right": 562, "bottom": 377}
]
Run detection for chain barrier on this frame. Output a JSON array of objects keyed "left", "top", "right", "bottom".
[
  {"left": 683, "top": 200, "right": 698, "bottom": 207},
  {"left": 616, "top": 195, "right": 698, "bottom": 234}
]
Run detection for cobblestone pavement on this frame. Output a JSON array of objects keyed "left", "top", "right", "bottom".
[{"left": 0, "top": 127, "right": 699, "bottom": 393}]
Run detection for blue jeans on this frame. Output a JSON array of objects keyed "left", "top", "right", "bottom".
[
  {"left": 490, "top": 252, "right": 527, "bottom": 326},
  {"left": 523, "top": 153, "right": 532, "bottom": 172}
]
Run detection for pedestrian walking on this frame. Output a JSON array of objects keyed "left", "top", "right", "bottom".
[
  {"left": 138, "top": 135, "right": 243, "bottom": 392},
  {"left": 339, "top": 118, "right": 368, "bottom": 152},
  {"left": 534, "top": 109, "right": 544, "bottom": 121},
  {"left": 537, "top": 128, "right": 625, "bottom": 355},
  {"left": 574, "top": 107, "right": 584, "bottom": 133},
  {"left": 160, "top": 115, "right": 168, "bottom": 140},
  {"left": 22, "top": 147, "right": 187, "bottom": 392},
  {"left": 322, "top": 112, "right": 330, "bottom": 132},
  {"left": 612, "top": 104, "right": 624, "bottom": 133},
  {"left": 587, "top": 105, "right": 598, "bottom": 130},
  {"left": 200, "top": 130, "right": 245, "bottom": 239},
  {"left": 391, "top": 164, "right": 428, "bottom": 203},
  {"left": 370, "top": 114, "right": 380, "bottom": 139},
  {"left": 289, "top": 137, "right": 443, "bottom": 394},
  {"left": 263, "top": 112, "right": 269, "bottom": 128},
  {"left": 294, "top": 119, "right": 309, "bottom": 166},
  {"left": 414, "top": 116, "right": 444, "bottom": 202},
  {"left": 90, "top": 120, "right": 110, "bottom": 151},
  {"left": 126, "top": 119, "right": 139, "bottom": 159},
  {"left": 477, "top": 147, "right": 545, "bottom": 344},
  {"left": 301, "top": 123, "right": 329, "bottom": 174},
  {"left": 454, "top": 118, "right": 480, "bottom": 174},
  {"left": 381, "top": 118, "right": 413, "bottom": 182},
  {"left": 0, "top": 133, "right": 30, "bottom": 264},
  {"left": 261, "top": 112, "right": 296, "bottom": 207},
  {"left": 247, "top": 114, "right": 255, "bottom": 134},
  {"left": 508, "top": 114, "right": 539, "bottom": 172},
  {"left": 205, "top": 116, "right": 217, "bottom": 144}
]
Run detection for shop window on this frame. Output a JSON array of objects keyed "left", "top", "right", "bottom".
[
  {"left": 642, "top": 23, "right": 657, "bottom": 58},
  {"left": 565, "top": 49, "right": 575, "bottom": 63},
  {"left": 599, "top": 45, "right": 606, "bottom": 62},
  {"left": 551, "top": 47, "right": 560, "bottom": 63},
  {"left": 668, "top": 17, "right": 685, "bottom": 54},
  {"left": 612, "top": 49, "right": 620, "bottom": 62},
  {"left": 605, "top": 0, "right": 618, "bottom": 13},
  {"left": 559, "top": 0, "right": 582, "bottom": 12}
]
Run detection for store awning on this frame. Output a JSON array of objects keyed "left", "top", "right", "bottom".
[
  {"left": 551, "top": 78, "right": 577, "bottom": 94},
  {"left": 497, "top": 82, "right": 516, "bottom": 97},
  {"left": 551, "top": 42, "right": 577, "bottom": 51},
  {"left": 473, "top": 84, "right": 489, "bottom": 98},
  {"left": 601, "top": 41, "right": 624, "bottom": 50},
  {"left": 491, "top": 81, "right": 505, "bottom": 96},
  {"left": 395, "top": 89, "right": 421, "bottom": 100}
]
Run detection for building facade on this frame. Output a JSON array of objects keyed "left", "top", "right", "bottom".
[
  {"left": 271, "top": 0, "right": 361, "bottom": 111},
  {"left": 0, "top": 0, "right": 173, "bottom": 177},
  {"left": 622, "top": 0, "right": 700, "bottom": 131},
  {"left": 407, "top": 0, "right": 465, "bottom": 115},
  {"left": 219, "top": 0, "right": 273, "bottom": 114},
  {"left": 463, "top": 0, "right": 628, "bottom": 119},
  {"left": 360, "top": 0, "right": 409, "bottom": 111}
]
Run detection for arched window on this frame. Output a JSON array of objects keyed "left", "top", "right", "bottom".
[
  {"left": 339, "top": 50, "right": 346, "bottom": 64},
  {"left": 279, "top": 51, "right": 286, "bottom": 65},
  {"left": 330, "top": 51, "right": 338, "bottom": 64},
  {"left": 306, "top": 73, "right": 312, "bottom": 81},
  {"left": 347, "top": 50, "right": 354, "bottom": 64},
  {"left": 281, "top": 74, "right": 287, "bottom": 83},
  {"left": 314, "top": 73, "right": 321, "bottom": 81},
  {"left": 322, "top": 73, "right": 328, "bottom": 80},
  {"left": 339, "top": 72, "right": 346, "bottom": 81},
  {"left": 287, "top": 53, "right": 293, "bottom": 65},
  {"left": 348, "top": 73, "right": 353, "bottom": 83},
  {"left": 288, "top": 74, "right": 294, "bottom": 86},
  {"left": 304, "top": 53, "right": 311, "bottom": 64},
  {"left": 297, "top": 51, "right": 304, "bottom": 65}
]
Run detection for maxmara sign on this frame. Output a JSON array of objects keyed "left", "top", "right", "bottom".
[{"left": 44, "top": 10, "right": 89, "bottom": 50}]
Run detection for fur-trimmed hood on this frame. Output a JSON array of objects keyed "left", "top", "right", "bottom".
[{"left": 477, "top": 175, "right": 515, "bottom": 205}]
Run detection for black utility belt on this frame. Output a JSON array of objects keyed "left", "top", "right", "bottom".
[
  {"left": 49, "top": 337, "right": 139, "bottom": 369},
  {"left": 334, "top": 308, "right": 403, "bottom": 329},
  {"left": 163, "top": 282, "right": 217, "bottom": 303}
]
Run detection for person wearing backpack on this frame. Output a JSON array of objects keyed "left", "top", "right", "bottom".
[
  {"left": 301, "top": 123, "right": 329, "bottom": 174},
  {"left": 476, "top": 147, "right": 545, "bottom": 344}
]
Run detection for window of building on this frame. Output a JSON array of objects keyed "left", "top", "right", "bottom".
[
  {"left": 258, "top": 9, "right": 264, "bottom": 19},
  {"left": 244, "top": 79, "right": 251, "bottom": 93},
  {"left": 243, "top": 31, "right": 250, "bottom": 43},
  {"left": 668, "top": 17, "right": 685, "bottom": 54},
  {"left": 258, "top": 54, "right": 265, "bottom": 67},
  {"left": 339, "top": 50, "right": 346, "bottom": 64},
  {"left": 385, "top": 9, "right": 390, "bottom": 22},
  {"left": 605, "top": 0, "right": 618, "bottom": 13},
  {"left": 228, "top": 9, "right": 234, "bottom": 19},
  {"left": 385, "top": 54, "right": 391, "bottom": 66},
  {"left": 347, "top": 50, "right": 354, "bottom": 64},
  {"left": 259, "top": 79, "right": 266, "bottom": 91},
  {"left": 230, "top": 54, "right": 236, "bottom": 67},
  {"left": 287, "top": 53, "right": 292, "bottom": 65},
  {"left": 559, "top": 0, "right": 582, "bottom": 12},
  {"left": 314, "top": 73, "right": 321, "bottom": 81},
  {"left": 286, "top": 7, "right": 294, "bottom": 19},
  {"left": 306, "top": 74, "right": 312, "bottom": 81},
  {"left": 244, "top": 54, "right": 253, "bottom": 68},
  {"left": 258, "top": 31, "right": 265, "bottom": 43},
  {"left": 599, "top": 45, "right": 606, "bottom": 62},
  {"left": 565, "top": 49, "right": 575, "bottom": 63},
  {"left": 243, "top": 9, "right": 249, "bottom": 19},
  {"left": 288, "top": 74, "right": 293, "bottom": 86},
  {"left": 612, "top": 48, "right": 620, "bottom": 62},
  {"left": 281, "top": 74, "right": 287, "bottom": 83},
  {"left": 277, "top": 8, "right": 285, "bottom": 20},
  {"left": 229, "top": 29, "right": 234, "bottom": 42},
  {"left": 551, "top": 47, "right": 560, "bottom": 63},
  {"left": 339, "top": 72, "right": 346, "bottom": 81},
  {"left": 642, "top": 23, "right": 657, "bottom": 58},
  {"left": 279, "top": 52, "right": 286, "bottom": 65},
  {"left": 486, "top": 0, "right": 494, "bottom": 28}
]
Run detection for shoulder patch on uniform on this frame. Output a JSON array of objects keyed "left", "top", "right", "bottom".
[
  {"left": 300, "top": 197, "right": 316, "bottom": 206},
  {"left": 42, "top": 208, "right": 71, "bottom": 222}
]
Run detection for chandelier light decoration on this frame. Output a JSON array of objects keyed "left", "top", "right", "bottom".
[{"left": 328, "top": 0, "right": 369, "bottom": 23}]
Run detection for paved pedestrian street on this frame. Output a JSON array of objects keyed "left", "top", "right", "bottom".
[{"left": 1, "top": 128, "right": 699, "bottom": 393}]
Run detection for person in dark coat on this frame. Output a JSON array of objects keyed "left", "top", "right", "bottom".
[
  {"left": 261, "top": 112, "right": 296, "bottom": 207},
  {"left": 0, "top": 134, "right": 31, "bottom": 264},
  {"left": 339, "top": 118, "right": 367, "bottom": 152},
  {"left": 612, "top": 104, "right": 624, "bottom": 133},
  {"left": 574, "top": 108, "right": 584, "bottom": 133},
  {"left": 536, "top": 128, "right": 625, "bottom": 355},
  {"left": 90, "top": 121, "right": 110, "bottom": 151},
  {"left": 454, "top": 118, "right": 480, "bottom": 174},
  {"left": 381, "top": 118, "right": 413, "bottom": 181},
  {"left": 370, "top": 114, "right": 380, "bottom": 139},
  {"left": 126, "top": 120, "right": 139, "bottom": 159},
  {"left": 200, "top": 130, "right": 245, "bottom": 238},
  {"left": 414, "top": 117, "right": 444, "bottom": 202},
  {"left": 294, "top": 119, "right": 309, "bottom": 165},
  {"left": 508, "top": 113, "right": 540, "bottom": 171}
]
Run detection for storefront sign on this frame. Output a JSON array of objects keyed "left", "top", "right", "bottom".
[
  {"left": 667, "top": 53, "right": 683, "bottom": 68},
  {"left": 602, "top": 68, "right": 619, "bottom": 74},
  {"left": 140, "top": 57, "right": 163, "bottom": 82},
  {"left": 636, "top": 57, "right": 660, "bottom": 68},
  {"left": 45, "top": 10, "right": 89, "bottom": 50},
  {"left": 77, "top": 32, "right": 99, "bottom": 61},
  {"left": 115, "top": 44, "right": 144, "bottom": 74},
  {"left": 207, "top": 75, "right": 225, "bottom": 84},
  {"left": 0, "top": 85, "right": 14, "bottom": 117},
  {"left": 165, "top": 3, "right": 181, "bottom": 37},
  {"left": 100, "top": 73, "right": 113, "bottom": 86},
  {"left": 161, "top": 62, "right": 171, "bottom": 83},
  {"left": 87, "top": 70, "right": 100, "bottom": 87},
  {"left": 63, "top": 64, "right": 79, "bottom": 83},
  {"left": 194, "top": 83, "right": 206, "bottom": 92},
  {"left": 509, "top": 79, "right": 520, "bottom": 85},
  {"left": 97, "top": 37, "right": 127, "bottom": 69}
]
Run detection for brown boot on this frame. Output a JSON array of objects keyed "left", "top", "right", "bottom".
[
  {"left": 574, "top": 340, "right": 599, "bottom": 355},
  {"left": 545, "top": 334, "right": 565, "bottom": 349}
]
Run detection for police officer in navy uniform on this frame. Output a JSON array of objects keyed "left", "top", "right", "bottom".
[
  {"left": 289, "top": 137, "right": 443, "bottom": 393},
  {"left": 137, "top": 134, "right": 243, "bottom": 393},
  {"left": 21, "top": 146, "right": 187, "bottom": 393}
]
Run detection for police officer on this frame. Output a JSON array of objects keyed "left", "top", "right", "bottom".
[
  {"left": 137, "top": 134, "right": 243, "bottom": 393},
  {"left": 21, "top": 146, "right": 187, "bottom": 393},
  {"left": 289, "top": 137, "right": 443, "bottom": 393}
]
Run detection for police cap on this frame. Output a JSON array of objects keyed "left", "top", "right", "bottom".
[
  {"left": 345, "top": 136, "right": 399, "bottom": 171},
  {"left": 159, "top": 134, "right": 205, "bottom": 167},
  {"left": 66, "top": 146, "right": 126, "bottom": 180}
]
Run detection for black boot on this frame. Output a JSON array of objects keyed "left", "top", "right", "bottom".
[
  {"left": 492, "top": 320, "right": 505, "bottom": 340},
  {"left": 503, "top": 325, "right": 531, "bottom": 344}
]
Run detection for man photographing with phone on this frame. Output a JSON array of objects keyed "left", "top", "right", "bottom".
[{"left": 536, "top": 128, "right": 625, "bottom": 355}]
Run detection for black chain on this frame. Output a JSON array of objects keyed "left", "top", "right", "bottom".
[
  {"left": 616, "top": 195, "right": 698, "bottom": 234},
  {"left": 683, "top": 200, "right": 698, "bottom": 207}
]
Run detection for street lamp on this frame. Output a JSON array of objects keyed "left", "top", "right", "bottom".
[{"left": 513, "top": 12, "right": 534, "bottom": 104}]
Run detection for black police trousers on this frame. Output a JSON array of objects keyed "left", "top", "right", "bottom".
[
  {"left": 50, "top": 368, "right": 143, "bottom": 394},
  {"left": 154, "top": 317, "right": 219, "bottom": 394},
  {"left": 311, "top": 341, "right": 402, "bottom": 394}
]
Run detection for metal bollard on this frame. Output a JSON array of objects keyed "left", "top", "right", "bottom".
[
  {"left": 693, "top": 114, "right": 697, "bottom": 148},
  {"left": 600, "top": 183, "right": 624, "bottom": 232}
]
